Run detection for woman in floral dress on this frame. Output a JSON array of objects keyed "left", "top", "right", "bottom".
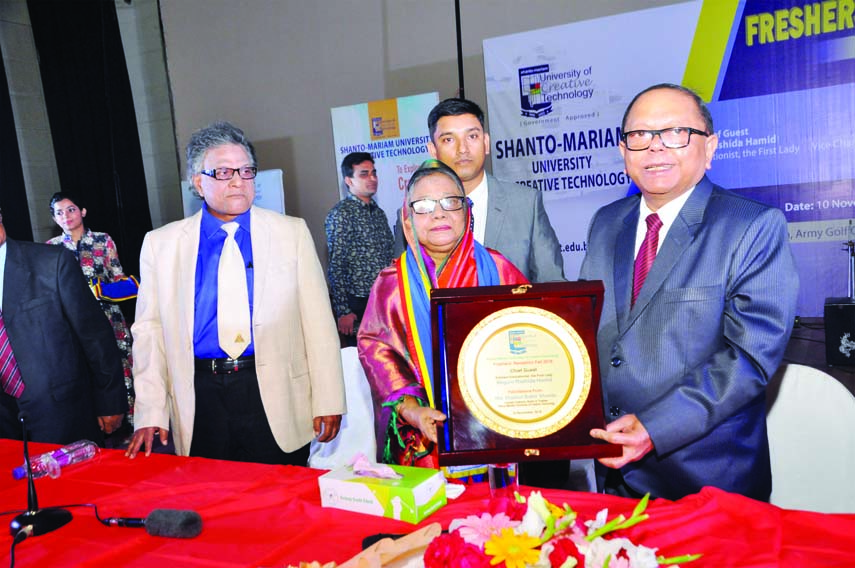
[{"left": 46, "top": 192, "right": 135, "bottom": 430}]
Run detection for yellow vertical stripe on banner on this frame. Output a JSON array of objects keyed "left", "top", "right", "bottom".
[{"left": 682, "top": 0, "right": 741, "bottom": 101}]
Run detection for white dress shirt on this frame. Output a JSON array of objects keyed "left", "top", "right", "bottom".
[
  {"left": 634, "top": 186, "right": 695, "bottom": 258},
  {"left": 467, "top": 174, "right": 489, "bottom": 244}
]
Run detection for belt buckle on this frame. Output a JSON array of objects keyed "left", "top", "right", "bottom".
[
  {"left": 210, "top": 359, "right": 217, "bottom": 373},
  {"left": 230, "top": 358, "right": 239, "bottom": 372}
]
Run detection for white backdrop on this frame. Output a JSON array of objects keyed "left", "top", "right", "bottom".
[{"left": 330, "top": 93, "right": 439, "bottom": 231}]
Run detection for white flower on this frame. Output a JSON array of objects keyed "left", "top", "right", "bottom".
[
  {"left": 516, "top": 491, "right": 549, "bottom": 538},
  {"left": 581, "top": 536, "right": 659, "bottom": 568},
  {"left": 517, "top": 503, "right": 547, "bottom": 538},
  {"left": 584, "top": 508, "right": 609, "bottom": 534},
  {"left": 528, "top": 491, "right": 552, "bottom": 522},
  {"left": 523, "top": 541, "right": 554, "bottom": 568}
]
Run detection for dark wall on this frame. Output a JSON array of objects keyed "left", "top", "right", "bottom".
[
  {"left": 0, "top": 43, "right": 33, "bottom": 240},
  {"left": 27, "top": 0, "right": 152, "bottom": 278}
]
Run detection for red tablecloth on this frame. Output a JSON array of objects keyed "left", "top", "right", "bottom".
[{"left": 1, "top": 440, "right": 853, "bottom": 567}]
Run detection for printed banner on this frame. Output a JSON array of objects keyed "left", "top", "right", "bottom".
[
  {"left": 484, "top": 0, "right": 855, "bottom": 316},
  {"left": 330, "top": 93, "right": 439, "bottom": 231}
]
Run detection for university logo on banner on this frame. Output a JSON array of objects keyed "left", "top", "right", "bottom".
[
  {"left": 368, "top": 99, "right": 400, "bottom": 140},
  {"left": 519, "top": 65, "right": 553, "bottom": 118},
  {"left": 331, "top": 92, "right": 438, "bottom": 232}
]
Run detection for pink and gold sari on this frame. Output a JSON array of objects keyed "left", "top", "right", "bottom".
[{"left": 357, "top": 192, "right": 527, "bottom": 469}]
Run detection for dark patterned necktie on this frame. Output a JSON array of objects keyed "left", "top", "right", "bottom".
[
  {"left": 631, "top": 213, "right": 663, "bottom": 307},
  {"left": 0, "top": 309, "right": 24, "bottom": 398}
]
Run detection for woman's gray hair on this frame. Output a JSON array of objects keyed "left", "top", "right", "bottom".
[
  {"left": 185, "top": 121, "right": 257, "bottom": 181},
  {"left": 405, "top": 159, "right": 465, "bottom": 203}
]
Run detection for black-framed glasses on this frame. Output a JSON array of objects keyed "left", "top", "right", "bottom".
[
  {"left": 621, "top": 127, "right": 709, "bottom": 151},
  {"left": 200, "top": 166, "right": 258, "bottom": 181},
  {"left": 409, "top": 196, "right": 465, "bottom": 215}
]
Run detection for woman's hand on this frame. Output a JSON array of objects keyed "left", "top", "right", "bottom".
[{"left": 397, "top": 396, "right": 447, "bottom": 443}]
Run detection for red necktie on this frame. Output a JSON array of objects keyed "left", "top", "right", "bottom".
[
  {"left": 0, "top": 309, "right": 24, "bottom": 398},
  {"left": 631, "top": 213, "right": 663, "bottom": 307}
]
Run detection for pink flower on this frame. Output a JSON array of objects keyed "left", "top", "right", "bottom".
[
  {"left": 424, "top": 531, "right": 490, "bottom": 568},
  {"left": 449, "top": 512, "right": 519, "bottom": 548}
]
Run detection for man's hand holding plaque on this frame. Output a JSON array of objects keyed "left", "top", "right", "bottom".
[{"left": 590, "top": 413, "right": 654, "bottom": 468}]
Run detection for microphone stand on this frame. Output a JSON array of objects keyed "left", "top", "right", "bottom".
[{"left": 9, "top": 412, "right": 73, "bottom": 536}]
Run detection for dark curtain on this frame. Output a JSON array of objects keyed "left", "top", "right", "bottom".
[
  {"left": 0, "top": 45, "right": 34, "bottom": 240},
  {"left": 27, "top": 0, "right": 153, "bottom": 281}
]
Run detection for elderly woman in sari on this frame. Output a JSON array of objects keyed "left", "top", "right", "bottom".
[{"left": 357, "top": 159, "right": 528, "bottom": 469}]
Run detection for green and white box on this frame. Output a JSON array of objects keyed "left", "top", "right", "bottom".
[{"left": 318, "top": 464, "right": 446, "bottom": 524}]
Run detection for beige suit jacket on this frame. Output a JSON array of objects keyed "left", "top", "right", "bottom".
[{"left": 131, "top": 206, "right": 345, "bottom": 456}]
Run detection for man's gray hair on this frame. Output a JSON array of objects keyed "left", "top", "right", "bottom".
[{"left": 185, "top": 121, "right": 257, "bottom": 181}]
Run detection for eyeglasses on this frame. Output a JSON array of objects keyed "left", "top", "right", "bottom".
[
  {"left": 409, "top": 196, "right": 465, "bottom": 215},
  {"left": 621, "top": 127, "right": 709, "bottom": 151},
  {"left": 200, "top": 166, "right": 258, "bottom": 181}
]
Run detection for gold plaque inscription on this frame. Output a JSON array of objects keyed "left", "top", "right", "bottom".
[{"left": 457, "top": 306, "right": 591, "bottom": 439}]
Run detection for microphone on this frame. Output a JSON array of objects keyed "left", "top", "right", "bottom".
[
  {"left": 9, "top": 412, "right": 73, "bottom": 537},
  {"left": 103, "top": 509, "right": 202, "bottom": 538}
]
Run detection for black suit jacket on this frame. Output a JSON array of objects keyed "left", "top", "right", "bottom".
[{"left": 1, "top": 239, "right": 127, "bottom": 444}]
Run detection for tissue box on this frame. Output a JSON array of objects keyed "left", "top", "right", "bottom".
[{"left": 318, "top": 464, "right": 446, "bottom": 524}]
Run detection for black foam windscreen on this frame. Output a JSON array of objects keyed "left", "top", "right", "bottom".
[{"left": 144, "top": 509, "right": 202, "bottom": 538}]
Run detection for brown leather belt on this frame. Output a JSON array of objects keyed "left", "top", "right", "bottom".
[{"left": 194, "top": 356, "right": 255, "bottom": 374}]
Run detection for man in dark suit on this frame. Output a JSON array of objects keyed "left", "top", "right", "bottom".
[
  {"left": 580, "top": 84, "right": 798, "bottom": 501},
  {"left": 0, "top": 209, "right": 126, "bottom": 444},
  {"left": 395, "top": 98, "right": 565, "bottom": 283}
]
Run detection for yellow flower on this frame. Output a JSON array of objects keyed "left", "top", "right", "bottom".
[
  {"left": 484, "top": 528, "right": 541, "bottom": 568},
  {"left": 546, "top": 501, "right": 564, "bottom": 519}
]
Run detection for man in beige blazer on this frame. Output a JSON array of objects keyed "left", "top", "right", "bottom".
[{"left": 126, "top": 121, "right": 345, "bottom": 463}]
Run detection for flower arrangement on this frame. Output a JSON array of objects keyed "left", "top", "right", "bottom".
[{"left": 423, "top": 491, "right": 702, "bottom": 568}]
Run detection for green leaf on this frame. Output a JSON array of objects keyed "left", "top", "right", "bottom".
[
  {"left": 658, "top": 553, "right": 703, "bottom": 564},
  {"left": 585, "top": 515, "right": 626, "bottom": 540},
  {"left": 632, "top": 493, "right": 651, "bottom": 518},
  {"left": 613, "top": 513, "right": 650, "bottom": 531}
]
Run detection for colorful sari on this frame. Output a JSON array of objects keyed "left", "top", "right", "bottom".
[{"left": 357, "top": 192, "right": 528, "bottom": 471}]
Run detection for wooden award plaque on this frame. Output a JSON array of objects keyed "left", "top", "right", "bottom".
[{"left": 430, "top": 280, "right": 619, "bottom": 466}]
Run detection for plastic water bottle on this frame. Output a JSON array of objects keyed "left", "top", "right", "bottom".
[{"left": 12, "top": 440, "right": 99, "bottom": 480}]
